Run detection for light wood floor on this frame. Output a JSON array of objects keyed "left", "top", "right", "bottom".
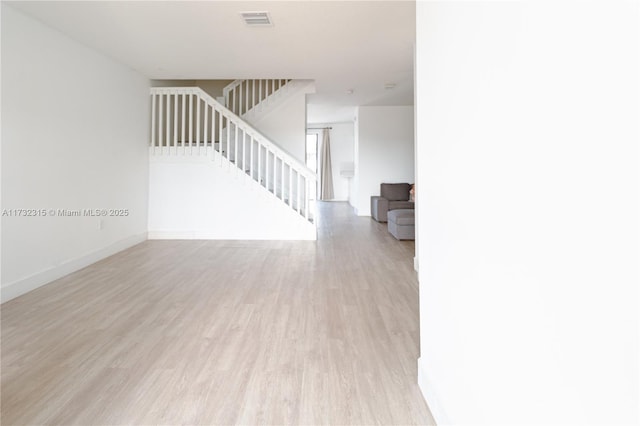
[{"left": 1, "top": 202, "right": 434, "bottom": 425}]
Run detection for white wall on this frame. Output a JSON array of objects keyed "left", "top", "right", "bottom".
[
  {"left": 353, "top": 106, "right": 414, "bottom": 216},
  {"left": 148, "top": 154, "right": 315, "bottom": 240},
  {"left": 246, "top": 82, "right": 314, "bottom": 164},
  {"left": 416, "top": 1, "right": 638, "bottom": 425},
  {"left": 307, "top": 122, "right": 355, "bottom": 202},
  {"left": 1, "top": 5, "right": 150, "bottom": 302}
]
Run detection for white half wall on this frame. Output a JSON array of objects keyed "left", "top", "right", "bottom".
[
  {"left": 416, "top": 1, "right": 638, "bottom": 425},
  {"left": 148, "top": 153, "right": 316, "bottom": 241},
  {"left": 1, "top": 5, "right": 150, "bottom": 303},
  {"left": 307, "top": 122, "right": 355, "bottom": 202},
  {"left": 353, "top": 106, "right": 414, "bottom": 216}
]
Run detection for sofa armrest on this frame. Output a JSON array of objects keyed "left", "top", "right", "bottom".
[{"left": 371, "top": 196, "right": 390, "bottom": 222}]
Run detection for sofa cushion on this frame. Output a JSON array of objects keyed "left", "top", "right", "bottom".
[
  {"left": 388, "top": 209, "right": 415, "bottom": 226},
  {"left": 389, "top": 200, "right": 415, "bottom": 211},
  {"left": 380, "top": 183, "right": 410, "bottom": 201}
]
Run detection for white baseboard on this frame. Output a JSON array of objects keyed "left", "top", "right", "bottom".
[
  {"left": 148, "top": 230, "right": 201, "bottom": 240},
  {"left": 418, "top": 357, "right": 449, "bottom": 426},
  {"left": 1, "top": 233, "right": 147, "bottom": 304},
  {"left": 148, "top": 230, "right": 316, "bottom": 241}
]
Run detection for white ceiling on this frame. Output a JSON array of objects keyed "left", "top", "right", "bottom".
[{"left": 7, "top": 1, "right": 416, "bottom": 123}]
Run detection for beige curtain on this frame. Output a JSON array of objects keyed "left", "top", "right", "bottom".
[{"left": 320, "top": 129, "right": 334, "bottom": 200}]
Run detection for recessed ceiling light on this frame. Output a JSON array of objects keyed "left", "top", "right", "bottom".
[
  {"left": 346, "top": 89, "right": 354, "bottom": 95},
  {"left": 240, "top": 11, "right": 273, "bottom": 26},
  {"left": 384, "top": 83, "right": 396, "bottom": 90}
]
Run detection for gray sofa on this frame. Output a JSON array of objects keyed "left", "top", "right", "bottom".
[{"left": 371, "top": 183, "right": 414, "bottom": 222}]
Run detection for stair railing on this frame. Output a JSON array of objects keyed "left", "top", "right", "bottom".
[
  {"left": 150, "top": 87, "right": 316, "bottom": 221},
  {"left": 223, "top": 79, "right": 291, "bottom": 116}
]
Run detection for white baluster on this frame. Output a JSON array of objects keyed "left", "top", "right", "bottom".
[
  {"left": 265, "top": 150, "right": 270, "bottom": 192},
  {"left": 196, "top": 97, "right": 201, "bottom": 153},
  {"left": 231, "top": 87, "right": 235, "bottom": 114},
  {"left": 227, "top": 117, "right": 231, "bottom": 160},
  {"left": 289, "top": 165, "right": 293, "bottom": 207},
  {"left": 237, "top": 128, "right": 241, "bottom": 171},
  {"left": 181, "top": 93, "right": 186, "bottom": 150},
  {"left": 211, "top": 105, "right": 216, "bottom": 159},
  {"left": 252, "top": 80, "right": 256, "bottom": 110},
  {"left": 234, "top": 123, "right": 239, "bottom": 165},
  {"left": 203, "top": 102, "right": 208, "bottom": 155},
  {"left": 151, "top": 93, "right": 156, "bottom": 149},
  {"left": 274, "top": 155, "right": 278, "bottom": 197},
  {"left": 167, "top": 94, "right": 172, "bottom": 150},
  {"left": 297, "top": 172, "right": 301, "bottom": 213},
  {"left": 158, "top": 94, "right": 164, "bottom": 150},
  {"left": 239, "top": 83, "right": 243, "bottom": 115},
  {"left": 245, "top": 81, "right": 249, "bottom": 114},
  {"left": 173, "top": 93, "right": 178, "bottom": 149},
  {"left": 218, "top": 110, "right": 223, "bottom": 163},
  {"left": 305, "top": 178, "right": 310, "bottom": 220},
  {"left": 250, "top": 135, "right": 254, "bottom": 179},
  {"left": 258, "top": 144, "right": 262, "bottom": 186},
  {"left": 188, "top": 93, "right": 193, "bottom": 149},
  {"left": 243, "top": 131, "right": 247, "bottom": 172},
  {"left": 281, "top": 157, "right": 285, "bottom": 201}
]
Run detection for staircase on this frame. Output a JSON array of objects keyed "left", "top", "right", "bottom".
[
  {"left": 223, "top": 79, "right": 292, "bottom": 117},
  {"left": 149, "top": 82, "right": 316, "bottom": 224}
]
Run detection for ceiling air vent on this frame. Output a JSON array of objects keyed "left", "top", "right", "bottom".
[{"left": 240, "top": 12, "right": 272, "bottom": 26}]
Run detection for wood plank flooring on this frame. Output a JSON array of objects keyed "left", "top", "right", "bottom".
[{"left": 1, "top": 202, "right": 434, "bottom": 425}]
